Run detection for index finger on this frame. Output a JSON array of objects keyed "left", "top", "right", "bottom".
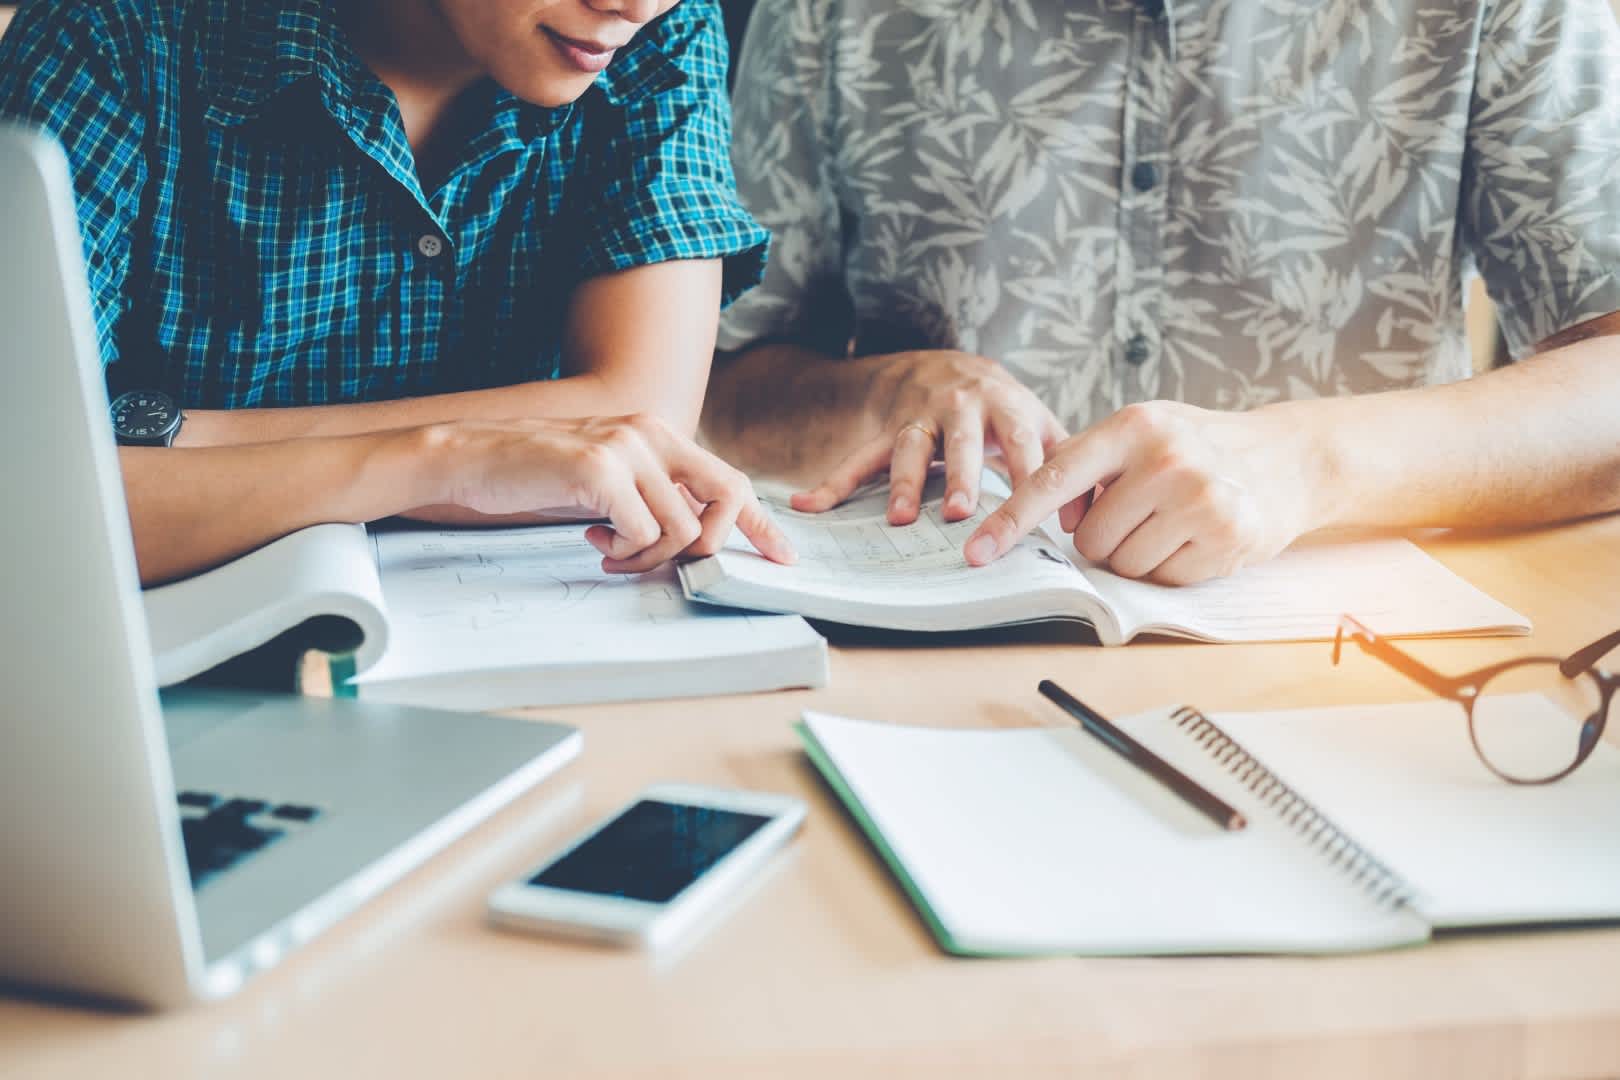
[
  {"left": 667, "top": 449, "right": 799, "bottom": 566},
  {"left": 733, "top": 496, "right": 797, "bottom": 565},
  {"left": 680, "top": 476, "right": 798, "bottom": 566},
  {"left": 963, "top": 431, "right": 1128, "bottom": 566}
]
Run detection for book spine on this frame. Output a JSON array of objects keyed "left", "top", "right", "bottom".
[{"left": 1171, "top": 706, "right": 1417, "bottom": 912}]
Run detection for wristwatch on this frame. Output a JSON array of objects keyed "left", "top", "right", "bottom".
[{"left": 110, "top": 390, "right": 184, "bottom": 447}]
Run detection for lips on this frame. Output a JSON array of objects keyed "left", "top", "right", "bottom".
[{"left": 544, "top": 28, "right": 624, "bottom": 74}]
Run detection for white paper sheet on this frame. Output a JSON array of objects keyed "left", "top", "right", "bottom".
[
  {"left": 723, "top": 472, "right": 1098, "bottom": 610},
  {"left": 1209, "top": 697, "right": 1620, "bottom": 926},
  {"left": 802, "top": 710, "right": 1429, "bottom": 955},
  {"left": 1086, "top": 534, "right": 1531, "bottom": 642},
  {"left": 143, "top": 523, "right": 388, "bottom": 685},
  {"left": 357, "top": 525, "right": 825, "bottom": 701}
]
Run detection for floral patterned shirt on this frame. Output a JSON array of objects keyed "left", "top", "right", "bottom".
[{"left": 718, "top": 0, "right": 1620, "bottom": 429}]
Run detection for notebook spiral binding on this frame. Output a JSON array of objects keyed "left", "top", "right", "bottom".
[{"left": 1172, "top": 706, "right": 1418, "bottom": 912}]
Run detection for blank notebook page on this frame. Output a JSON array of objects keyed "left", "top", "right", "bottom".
[
  {"left": 801, "top": 711, "right": 1428, "bottom": 956},
  {"left": 1205, "top": 698, "right": 1620, "bottom": 927}
]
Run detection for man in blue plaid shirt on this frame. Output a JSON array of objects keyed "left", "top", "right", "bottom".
[{"left": 0, "top": 0, "right": 795, "bottom": 583}]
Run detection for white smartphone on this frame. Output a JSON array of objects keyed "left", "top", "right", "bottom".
[{"left": 486, "top": 783, "right": 806, "bottom": 949}]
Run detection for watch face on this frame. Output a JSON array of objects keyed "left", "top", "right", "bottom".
[{"left": 110, "top": 391, "right": 179, "bottom": 440}]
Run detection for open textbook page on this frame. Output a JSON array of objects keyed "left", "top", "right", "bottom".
[
  {"left": 143, "top": 522, "right": 827, "bottom": 705},
  {"left": 678, "top": 471, "right": 1530, "bottom": 644},
  {"left": 680, "top": 471, "right": 1120, "bottom": 635},
  {"left": 144, "top": 523, "right": 388, "bottom": 685},
  {"left": 1088, "top": 534, "right": 1529, "bottom": 642},
  {"left": 353, "top": 525, "right": 828, "bottom": 709}
]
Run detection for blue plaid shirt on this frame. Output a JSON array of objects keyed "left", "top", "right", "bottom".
[{"left": 0, "top": 0, "right": 768, "bottom": 407}]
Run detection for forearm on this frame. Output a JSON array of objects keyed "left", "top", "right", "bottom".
[
  {"left": 177, "top": 372, "right": 654, "bottom": 448},
  {"left": 1295, "top": 330, "right": 1620, "bottom": 531},
  {"left": 702, "top": 343, "right": 892, "bottom": 480},
  {"left": 122, "top": 428, "right": 444, "bottom": 586}
]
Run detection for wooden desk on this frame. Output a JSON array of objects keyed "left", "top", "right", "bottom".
[{"left": 4, "top": 516, "right": 1619, "bottom": 1079}]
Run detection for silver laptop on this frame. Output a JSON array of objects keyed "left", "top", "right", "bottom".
[{"left": 0, "top": 126, "right": 582, "bottom": 1009}]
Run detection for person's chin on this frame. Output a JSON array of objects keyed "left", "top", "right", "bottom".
[{"left": 501, "top": 70, "right": 597, "bottom": 108}]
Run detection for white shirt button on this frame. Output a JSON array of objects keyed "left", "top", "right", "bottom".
[{"left": 417, "top": 234, "right": 444, "bottom": 258}]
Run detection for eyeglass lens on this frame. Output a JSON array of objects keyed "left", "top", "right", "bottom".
[{"left": 1468, "top": 661, "right": 1614, "bottom": 782}]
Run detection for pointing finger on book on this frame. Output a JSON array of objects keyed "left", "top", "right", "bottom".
[
  {"left": 667, "top": 454, "right": 797, "bottom": 567},
  {"left": 963, "top": 402, "right": 1306, "bottom": 585},
  {"left": 427, "top": 414, "right": 788, "bottom": 574},
  {"left": 963, "top": 431, "right": 1128, "bottom": 568},
  {"left": 726, "top": 496, "right": 797, "bottom": 566},
  {"left": 593, "top": 471, "right": 705, "bottom": 574},
  {"left": 587, "top": 429, "right": 797, "bottom": 573}
]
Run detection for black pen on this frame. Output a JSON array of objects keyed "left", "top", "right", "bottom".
[{"left": 1037, "top": 680, "right": 1247, "bottom": 832}]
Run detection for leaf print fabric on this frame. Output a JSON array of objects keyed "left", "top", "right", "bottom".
[{"left": 719, "top": 0, "right": 1620, "bottom": 431}]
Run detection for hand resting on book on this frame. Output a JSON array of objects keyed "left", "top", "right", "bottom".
[{"left": 128, "top": 413, "right": 796, "bottom": 585}]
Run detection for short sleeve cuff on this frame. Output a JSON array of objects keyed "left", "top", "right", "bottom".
[
  {"left": 575, "top": 200, "right": 771, "bottom": 309},
  {"left": 1493, "top": 268, "right": 1620, "bottom": 358}
]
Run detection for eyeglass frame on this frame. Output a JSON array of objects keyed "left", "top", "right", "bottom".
[{"left": 1331, "top": 614, "right": 1620, "bottom": 785}]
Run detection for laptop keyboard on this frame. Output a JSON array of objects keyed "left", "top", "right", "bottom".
[{"left": 176, "top": 791, "right": 324, "bottom": 889}]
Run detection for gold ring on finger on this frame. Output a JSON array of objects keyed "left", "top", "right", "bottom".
[{"left": 897, "top": 420, "right": 938, "bottom": 446}]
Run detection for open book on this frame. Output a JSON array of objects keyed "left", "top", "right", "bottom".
[
  {"left": 679, "top": 471, "right": 1529, "bottom": 644},
  {"left": 144, "top": 523, "right": 828, "bottom": 709},
  {"left": 799, "top": 699, "right": 1620, "bottom": 956}
]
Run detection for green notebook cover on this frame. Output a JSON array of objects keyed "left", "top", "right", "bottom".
[{"left": 795, "top": 720, "right": 997, "bottom": 958}]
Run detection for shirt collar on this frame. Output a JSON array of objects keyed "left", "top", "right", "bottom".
[
  {"left": 592, "top": 25, "right": 688, "bottom": 107},
  {"left": 462, "top": 83, "right": 570, "bottom": 163},
  {"left": 203, "top": 0, "right": 378, "bottom": 130}
]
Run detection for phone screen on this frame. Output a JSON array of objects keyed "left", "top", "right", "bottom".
[{"left": 529, "top": 800, "right": 772, "bottom": 904}]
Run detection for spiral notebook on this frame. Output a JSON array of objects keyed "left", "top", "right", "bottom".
[{"left": 798, "top": 699, "right": 1620, "bottom": 956}]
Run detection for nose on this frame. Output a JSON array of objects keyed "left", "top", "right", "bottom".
[{"left": 585, "top": 0, "right": 664, "bottom": 24}]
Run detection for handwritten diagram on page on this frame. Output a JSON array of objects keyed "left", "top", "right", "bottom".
[
  {"left": 359, "top": 525, "right": 812, "bottom": 682},
  {"left": 729, "top": 468, "right": 1526, "bottom": 642},
  {"left": 744, "top": 472, "right": 1097, "bottom": 608}
]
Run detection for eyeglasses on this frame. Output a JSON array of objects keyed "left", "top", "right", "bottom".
[{"left": 1332, "top": 615, "right": 1620, "bottom": 785}]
